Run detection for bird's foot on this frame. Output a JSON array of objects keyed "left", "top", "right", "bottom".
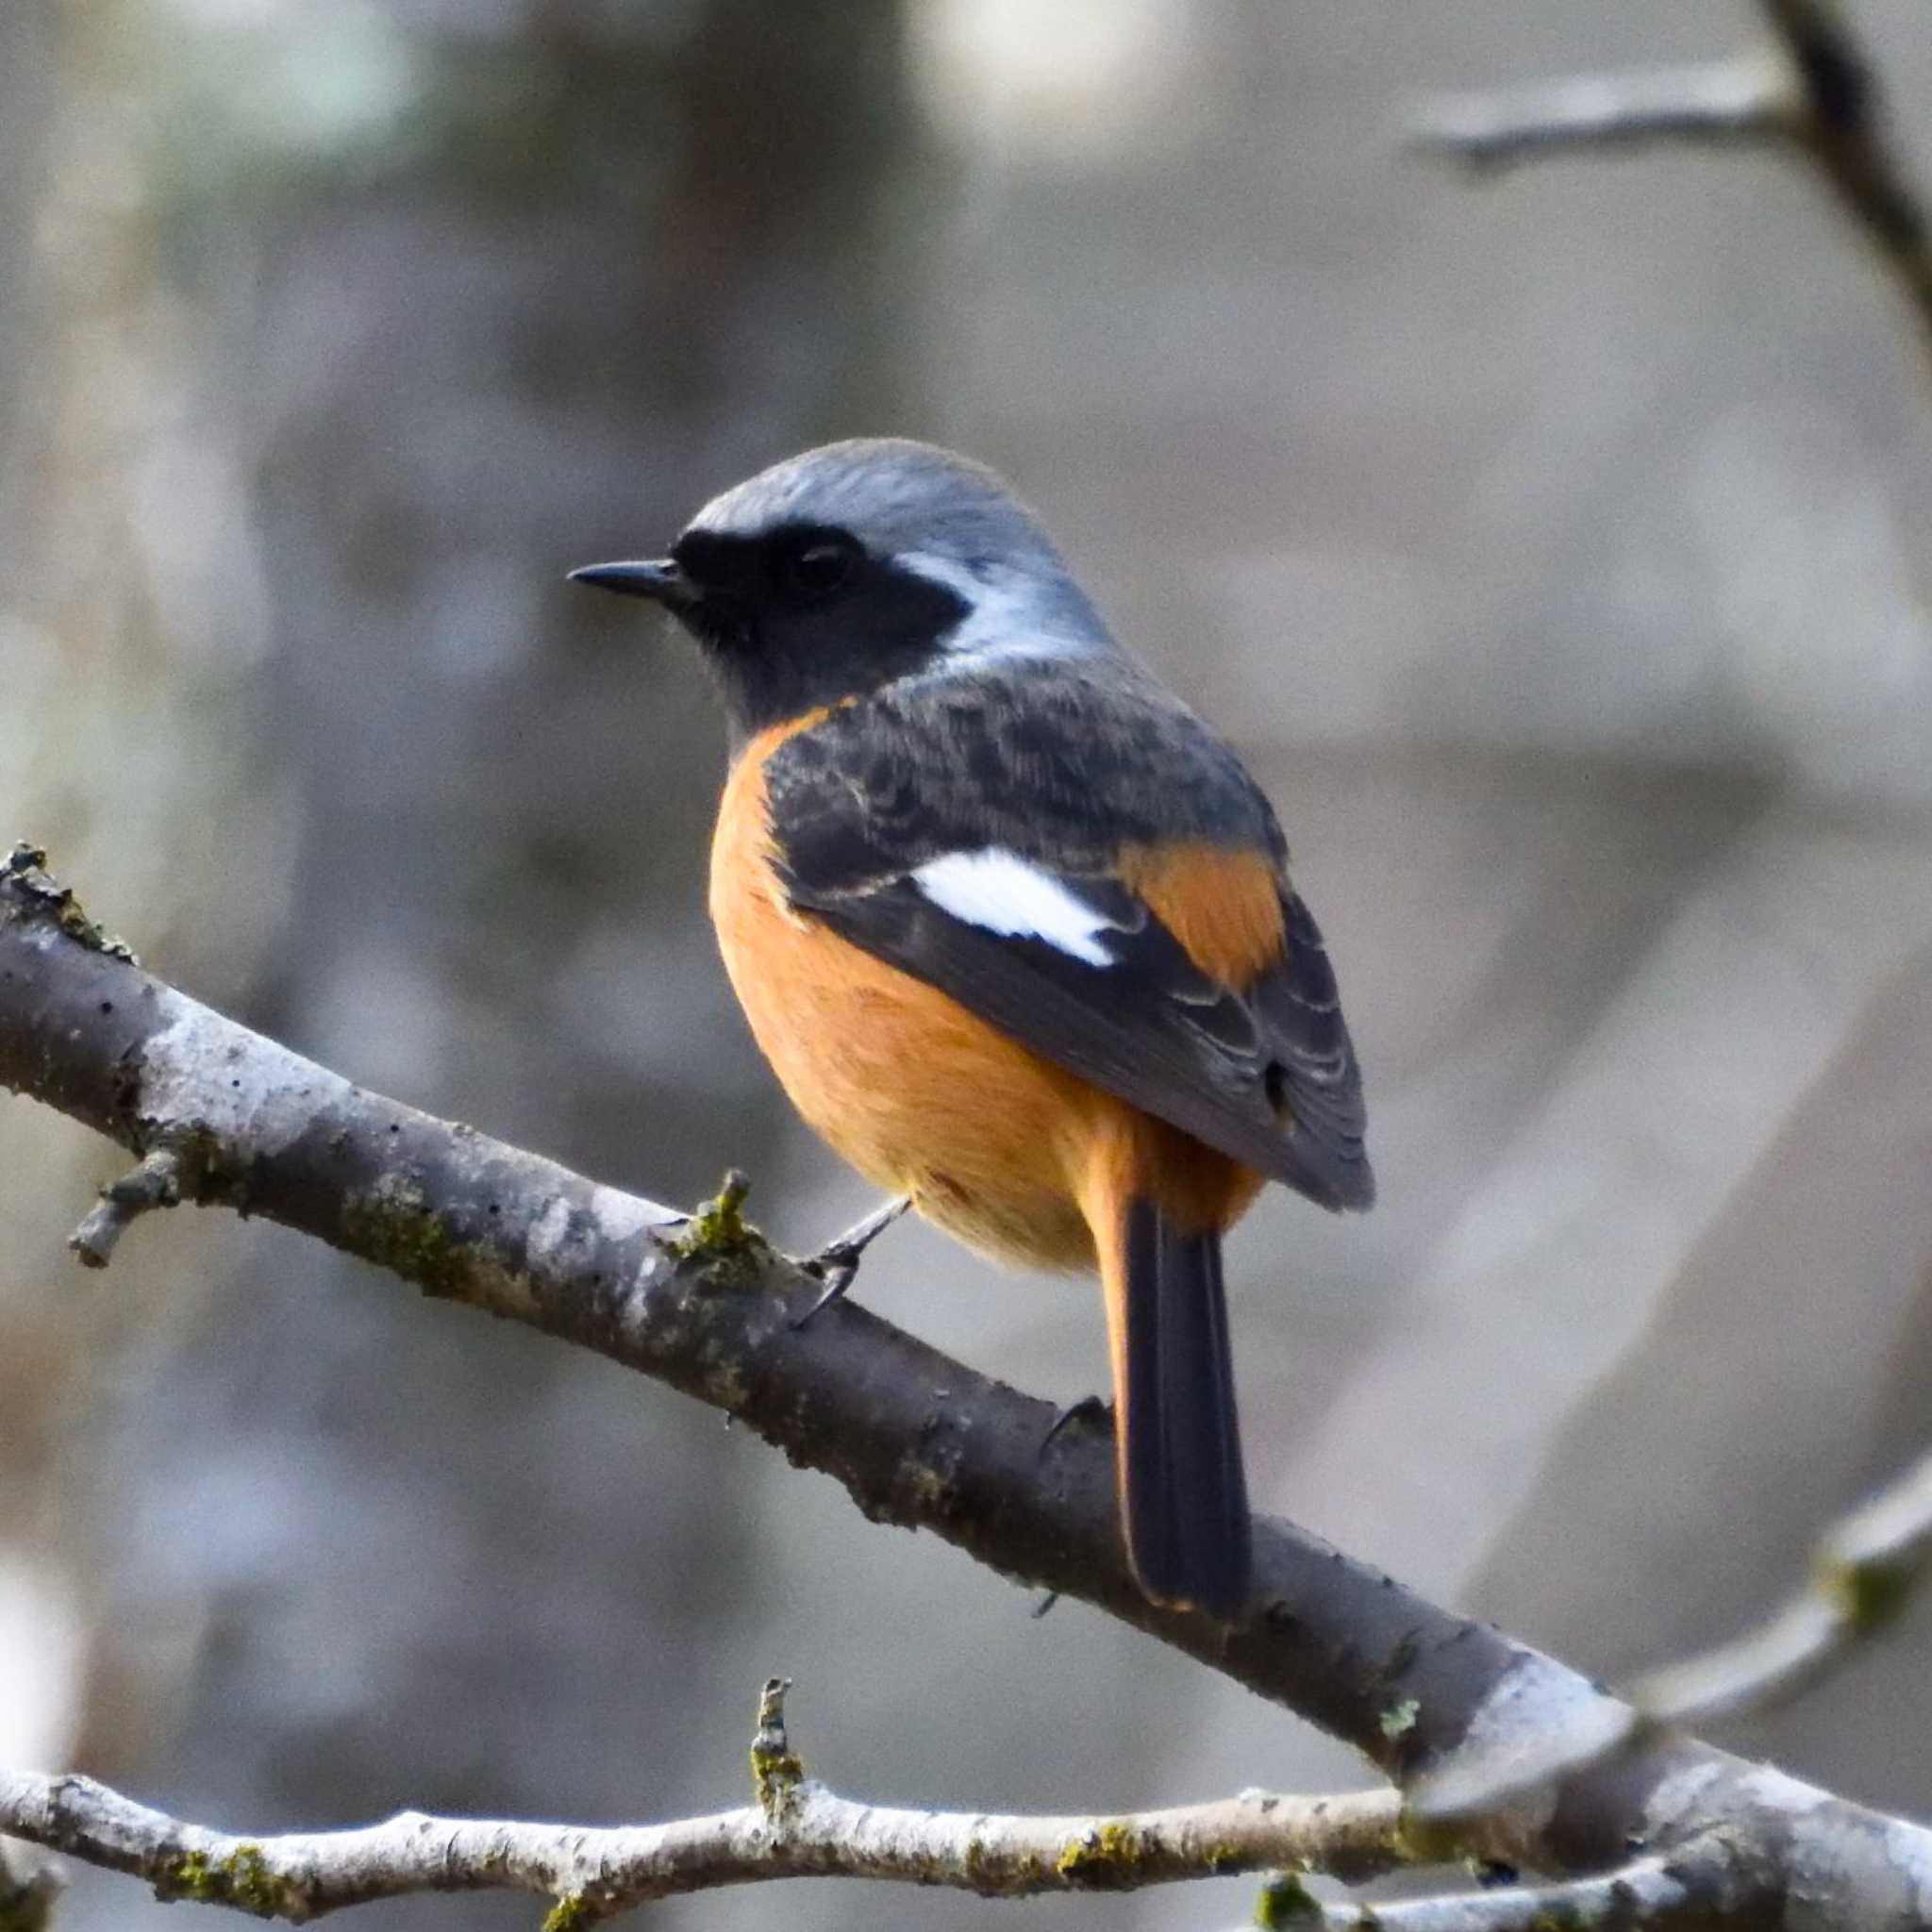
[
  {"left": 791, "top": 1195, "right": 912, "bottom": 1329},
  {"left": 1041, "top": 1392, "right": 1113, "bottom": 1454}
]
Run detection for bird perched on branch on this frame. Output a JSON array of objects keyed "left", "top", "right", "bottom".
[{"left": 573, "top": 439, "right": 1371, "bottom": 1622}]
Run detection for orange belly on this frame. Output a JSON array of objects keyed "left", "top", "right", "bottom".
[{"left": 708, "top": 723, "right": 1265, "bottom": 1270}]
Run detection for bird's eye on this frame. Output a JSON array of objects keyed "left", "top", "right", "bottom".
[{"left": 782, "top": 539, "right": 853, "bottom": 599}]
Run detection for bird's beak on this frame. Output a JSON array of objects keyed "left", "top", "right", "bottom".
[{"left": 567, "top": 558, "right": 698, "bottom": 612}]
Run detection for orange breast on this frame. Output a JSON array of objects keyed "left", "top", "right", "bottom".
[{"left": 708, "top": 723, "right": 1268, "bottom": 1267}]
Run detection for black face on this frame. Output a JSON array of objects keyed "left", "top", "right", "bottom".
[{"left": 666, "top": 521, "right": 970, "bottom": 736}]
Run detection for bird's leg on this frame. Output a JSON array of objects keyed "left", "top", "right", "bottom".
[
  {"left": 791, "top": 1195, "right": 912, "bottom": 1328},
  {"left": 1041, "top": 1393, "right": 1113, "bottom": 1453}
]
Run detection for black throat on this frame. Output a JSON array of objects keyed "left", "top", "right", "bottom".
[{"left": 669, "top": 526, "right": 972, "bottom": 741}]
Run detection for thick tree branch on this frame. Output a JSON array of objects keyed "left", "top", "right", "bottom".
[
  {"left": 0, "top": 1677, "right": 1406, "bottom": 1922},
  {"left": 1411, "top": 0, "right": 1932, "bottom": 356},
  {"left": 6, "top": 850, "right": 1932, "bottom": 1925},
  {"left": 0, "top": 844, "right": 1522, "bottom": 1784}
]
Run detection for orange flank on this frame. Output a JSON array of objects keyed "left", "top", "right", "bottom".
[{"left": 1117, "top": 841, "right": 1287, "bottom": 991}]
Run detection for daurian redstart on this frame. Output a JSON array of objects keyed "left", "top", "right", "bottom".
[{"left": 573, "top": 439, "right": 1372, "bottom": 1622}]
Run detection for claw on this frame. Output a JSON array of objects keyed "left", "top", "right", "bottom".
[
  {"left": 791, "top": 1195, "right": 911, "bottom": 1329},
  {"left": 791, "top": 1261, "right": 858, "bottom": 1328},
  {"left": 1041, "top": 1393, "right": 1113, "bottom": 1454}
]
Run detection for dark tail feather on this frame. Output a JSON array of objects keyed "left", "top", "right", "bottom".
[{"left": 1118, "top": 1197, "right": 1251, "bottom": 1622}]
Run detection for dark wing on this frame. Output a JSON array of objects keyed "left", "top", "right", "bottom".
[{"left": 765, "top": 671, "right": 1373, "bottom": 1210}]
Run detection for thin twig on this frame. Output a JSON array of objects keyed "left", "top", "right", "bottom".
[
  {"left": 68, "top": 1146, "right": 183, "bottom": 1267},
  {"left": 1408, "top": 0, "right": 1932, "bottom": 358},
  {"left": 1409, "top": 58, "right": 1794, "bottom": 169},
  {"left": 0, "top": 1681, "right": 1407, "bottom": 1922},
  {"left": 1758, "top": 0, "right": 1932, "bottom": 349}
]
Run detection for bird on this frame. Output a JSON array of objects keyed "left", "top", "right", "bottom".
[{"left": 571, "top": 438, "right": 1371, "bottom": 1622}]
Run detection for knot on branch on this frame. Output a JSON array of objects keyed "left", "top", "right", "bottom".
[
  {"left": 1053, "top": 1822, "right": 1145, "bottom": 1890},
  {"left": 749, "top": 1676, "right": 805, "bottom": 1822},
  {"left": 70, "top": 1146, "right": 185, "bottom": 1268},
  {"left": 154, "top": 1842, "right": 291, "bottom": 1917},
  {"left": 667, "top": 1169, "right": 758, "bottom": 1266},
  {"left": 1, "top": 843, "right": 136, "bottom": 961}
]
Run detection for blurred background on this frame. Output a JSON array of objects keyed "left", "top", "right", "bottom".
[{"left": 5, "top": 1, "right": 1932, "bottom": 1925}]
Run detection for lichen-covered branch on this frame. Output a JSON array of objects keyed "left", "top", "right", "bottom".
[
  {"left": 0, "top": 1682, "right": 1763, "bottom": 1929},
  {"left": 7, "top": 853, "right": 1932, "bottom": 1927},
  {"left": 0, "top": 1687, "right": 1405, "bottom": 1924},
  {"left": 0, "top": 1682, "right": 1416, "bottom": 1924},
  {"left": 1410, "top": 0, "right": 1932, "bottom": 356}
]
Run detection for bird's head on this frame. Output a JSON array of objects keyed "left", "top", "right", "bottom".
[{"left": 571, "top": 438, "right": 1112, "bottom": 736}]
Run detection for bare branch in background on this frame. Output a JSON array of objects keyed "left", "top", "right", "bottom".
[
  {"left": 0, "top": 1679, "right": 1407, "bottom": 1923},
  {"left": 1411, "top": 1446, "right": 1932, "bottom": 1822},
  {"left": 1759, "top": 0, "right": 1932, "bottom": 344},
  {"left": 1636, "top": 1443, "right": 1932, "bottom": 1725},
  {"left": 1411, "top": 0, "right": 1932, "bottom": 355},
  {"left": 1401, "top": 0, "right": 1932, "bottom": 1840},
  {"left": 1409, "top": 58, "right": 1793, "bottom": 166}
]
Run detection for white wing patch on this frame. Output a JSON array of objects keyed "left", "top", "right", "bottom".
[{"left": 913, "top": 849, "right": 1117, "bottom": 967}]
